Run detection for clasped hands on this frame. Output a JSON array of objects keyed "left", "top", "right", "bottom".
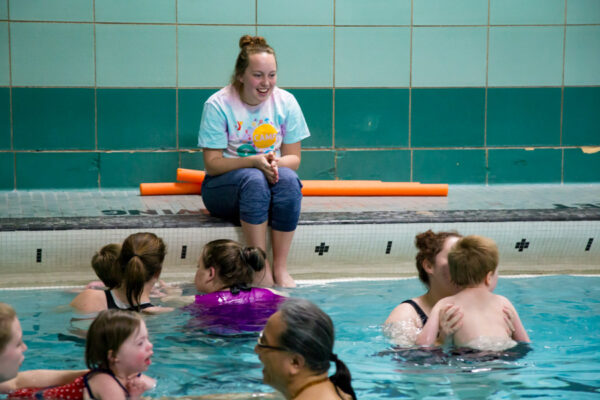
[{"left": 253, "top": 152, "right": 279, "bottom": 184}]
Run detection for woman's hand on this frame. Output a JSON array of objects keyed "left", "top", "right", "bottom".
[
  {"left": 439, "top": 304, "right": 463, "bottom": 337},
  {"left": 252, "top": 152, "right": 279, "bottom": 184}
]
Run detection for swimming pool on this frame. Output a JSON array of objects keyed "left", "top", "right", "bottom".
[{"left": 1, "top": 275, "right": 599, "bottom": 399}]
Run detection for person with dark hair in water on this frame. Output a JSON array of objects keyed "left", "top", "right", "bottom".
[{"left": 255, "top": 298, "right": 356, "bottom": 400}]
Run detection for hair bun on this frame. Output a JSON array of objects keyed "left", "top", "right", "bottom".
[{"left": 239, "top": 35, "right": 268, "bottom": 49}]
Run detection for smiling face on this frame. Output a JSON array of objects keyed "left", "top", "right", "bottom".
[
  {"left": 110, "top": 320, "right": 153, "bottom": 377},
  {"left": 0, "top": 317, "right": 27, "bottom": 382},
  {"left": 238, "top": 52, "right": 277, "bottom": 106}
]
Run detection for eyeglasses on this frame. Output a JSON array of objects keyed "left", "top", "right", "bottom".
[{"left": 256, "top": 330, "right": 287, "bottom": 352}]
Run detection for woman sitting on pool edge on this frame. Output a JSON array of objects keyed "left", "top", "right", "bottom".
[
  {"left": 162, "top": 239, "right": 287, "bottom": 334},
  {"left": 70, "top": 232, "right": 172, "bottom": 314},
  {"left": 384, "top": 230, "right": 465, "bottom": 345}
]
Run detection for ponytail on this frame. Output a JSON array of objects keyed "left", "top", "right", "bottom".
[{"left": 329, "top": 354, "right": 357, "bottom": 400}]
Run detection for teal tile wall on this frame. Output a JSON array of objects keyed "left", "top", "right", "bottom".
[
  {"left": 9, "top": 0, "right": 93, "bottom": 22},
  {"left": 1, "top": 1, "right": 599, "bottom": 189},
  {"left": 10, "top": 22, "right": 94, "bottom": 86},
  {"left": 565, "top": 26, "right": 600, "bottom": 85},
  {"left": 411, "top": 88, "right": 485, "bottom": 148},
  {"left": 257, "top": 26, "right": 333, "bottom": 87},
  {"left": 335, "top": 89, "right": 408, "bottom": 148},
  {"left": 563, "top": 87, "right": 600, "bottom": 146},
  {"left": 177, "top": 0, "right": 255, "bottom": 25},
  {"left": 412, "top": 27, "right": 487, "bottom": 87},
  {"left": 96, "top": 24, "right": 176, "bottom": 87},
  {"left": 12, "top": 88, "right": 94, "bottom": 150},
  {"left": 95, "top": 0, "right": 175, "bottom": 23},
  {"left": 336, "top": 150, "right": 410, "bottom": 181},
  {"left": 413, "top": 0, "right": 487, "bottom": 25},
  {"left": 567, "top": 0, "right": 600, "bottom": 24},
  {"left": 335, "top": 27, "right": 410, "bottom": 87},
  {"left": 488, "top": 149, "right": 562, "bottom": 183},
  {"left": 258, "top": 0, "right": 333, "bottom": 25},
  {"left": 0, "top": 88, "right": 8, "bottom": 150},
  {"left": 335, "top": 0, "right": 411, "bottom": 25},
  {"left": 297, "top": 151, "right": 335, "bottom": 180},
  {"left": 0, "top": 152, "right": 13, "bottom": 189},
  {"left": 488, "top": 27, "right": 564, "bottom": 86},
  {"left": 287, "top": 89, "right": 333, "bottom": 149},
  {"left": 16, "top": 152, "right": 98, "bottom": 189},
  {"left": 100, "top": 152, "right": 179, "bottom": 188},
  {"left": 0, "top": 23, "right": 8, "bottom": 86},
  {"left": 178, "top": 89, "right": 214, "bottom": 149},
  {"left": 97, "top": 89, "right": 176, "bottom": 150},
  {"left": 490, "top": 0, "right": 565, "bottom": 25},
  {"left": 564, "top": 149, "right": 600, "bottom": 183},
  {"left": 487, "top": 88, "right": 561, "bottom": 146},
  {"left": 178, "top": 26, "right": 252, "bottom": 88},
  {"left": 414, "top": 150, "right": 486, "bottom": 184}
]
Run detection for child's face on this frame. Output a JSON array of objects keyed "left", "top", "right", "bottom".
[
  {"left": 0, "top": 317, "right": 27, "bottom": 382},
  {"left": 112, "top": 321, "right": 153, "bottom": 376},
  {"left": 194, "top": 258, "right": 211, "bottom": 293}
]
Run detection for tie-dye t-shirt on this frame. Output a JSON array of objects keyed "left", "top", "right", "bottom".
[{"left": 198, "top": 85, "right": 310, "bottom": 158}]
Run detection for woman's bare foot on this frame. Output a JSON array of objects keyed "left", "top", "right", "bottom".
[{"left": 274, "top": 270, "right": 296, "bottom": 288}]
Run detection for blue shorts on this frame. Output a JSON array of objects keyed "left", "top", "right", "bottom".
[{"left": 201, "top": 167, "right": 302, "bottom": 232}]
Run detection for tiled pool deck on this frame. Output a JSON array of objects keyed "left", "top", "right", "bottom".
[{"left": 0, "top": 184, "right": 599, "bottom": 287}]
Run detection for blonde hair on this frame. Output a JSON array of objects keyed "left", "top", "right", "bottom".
[
  {"left": 0, "top": 303, "right": 17, "bottom": 352},
  {"left": 230, "top": 35, "right": 276, "bottom": 94},
  {"left": 448, "top": 235, "right": 499, "bottom": 286}
]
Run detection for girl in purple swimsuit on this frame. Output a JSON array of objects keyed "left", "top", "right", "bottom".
[{"left": 164, "top": 239, "right": 287, "bottom": 335}]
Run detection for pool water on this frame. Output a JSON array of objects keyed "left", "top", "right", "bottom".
[{"left": 1, "top": 275, "right": 599, "bottom": 399}]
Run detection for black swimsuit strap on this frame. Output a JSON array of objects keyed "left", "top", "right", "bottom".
[
  {"left": 83, "top": 369, "right": 130, "bottom": 400},
  {"left": 401, "top": 299, "right": 428, "bottom": 325},
  {"left": 105, "top": 290, "right": 118, "bottom": 309}
]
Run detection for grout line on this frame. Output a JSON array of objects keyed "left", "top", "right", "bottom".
[
  {"left": 408, "top": 0, "right": 413, "bottom": 181},
  {"left": 560, "top": 0, "right": 568, "bottom": 184},
  {"left": 7, "top": 1, "right": 15, "bottom": 190},
  {"left": 485, "top": 0, "right": 490, "bottom": 185},
  {"left": 93, "top": 0, "right": 100, "bottom": 189},
  {"left": 175, "top": 0, "right": 179, "bottom": 153}
]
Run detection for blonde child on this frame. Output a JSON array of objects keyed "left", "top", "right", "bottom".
[{"left": 416, "top": 235, "right": 530, "bottom": 351}]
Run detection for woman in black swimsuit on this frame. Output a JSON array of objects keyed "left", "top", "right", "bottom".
[{"left": 385, "top": 230, "right": 464, "bottom": 345}]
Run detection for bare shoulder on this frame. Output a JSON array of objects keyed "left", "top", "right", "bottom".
[
  {"left": 70, "top": 289, "right": 106, "bottom": 314},
  {"left": 385, "top": 301, "right": 419, "bottom": 325}
]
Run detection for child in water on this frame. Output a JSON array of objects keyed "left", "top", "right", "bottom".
[
  {"left": 163, "top": 239, "right": 287, "bottom": 334},
  {"left": 83, "top": 310, "right": 155, "bottom": 399},
  {"left": 416, "top": 235, "right": 530, "bottom": 351}
]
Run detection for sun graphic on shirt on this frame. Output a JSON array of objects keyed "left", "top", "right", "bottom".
[{"left": 252, "top": 123, "right": 278, "bottom": 149}]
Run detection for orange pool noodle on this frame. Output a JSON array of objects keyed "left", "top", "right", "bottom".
[
  {"left": 301, "top": 181, "right": 447, "bottom": 196},
  {"left": 140, "top": 182, "right": 202, "bottom": 196},
  {"left": 176, "top": 168, "right": 206, "bottom": 184}
]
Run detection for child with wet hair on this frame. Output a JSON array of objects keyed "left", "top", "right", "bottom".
[
  {"left": 85, "top": 244, "right": 121, "bottom": 290},
  {"left": 416, "top": 235, "right": 530, "bottom": 351}
]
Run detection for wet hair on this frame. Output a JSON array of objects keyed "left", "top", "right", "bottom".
[
  {"left": 118, "top": 232, "right": 166, "bottom": 311},
  {"left": 91, "top": 243, "right": 121, "bottom": 289},
  {"left": 230, "top": 35, "right": 276, "bottom": 94},
  {"left": 201, "top": 239, "right": 266, "bottom": 287},
  {"left": 278, "top": 299, "right": 357, "bottom": 400},
  {"left": 448, "top": 235, "right": 499, "bottom": 287},
  {"left": 0, "top": 303, "right": 16, "bottom": 353},
  {"left": 415, "top": 230, "right": 463, "bottom": 286},
  {"left": 85, "top": 309, "right": 142, "bottom": 370}
]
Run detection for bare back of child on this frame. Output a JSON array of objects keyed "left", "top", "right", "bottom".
[{"left": 417, "top": 235, "right": 530, "bottom": 351}]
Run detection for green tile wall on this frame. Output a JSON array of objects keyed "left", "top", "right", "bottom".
[
  {"left": 563, "top": 87, "right": 600, "bottom": 146},
  {"left": 0, "top": 152, "right": 13, "bottom": 189},
  {"left": 413, "top": 150, "right": 486, "bottom": 184},
  {"left": 12, "top": 88, "right": 95, "bottom": 150},
  {"left": 16, "top": 152, "right": 98, "bottom": 189},
  {"left": 100, "top": 152, "right": 179, "bottom": 188},
  {"left": 488, "top": 149, "right": 562, "bottom": 183},
  {"left": 564, "top": 149, "right": 600, "bottom": 183},
  {"left": 487, "top": 88, "right": 561, "bottom": 147},
  {"left": 97, "top": 89, "right": 176, "bottom": 150},
  {"left": 335, "top": 89, "right": 409, "bottom": 148},
  {"left": 0, "top": 88, "right": 8, "bottom": 150},
  {"left": 1, "top": 1, "right": 599, "bottom": 189},
  {"left": 411, "top": 88, "right": 485, "bottom": 148},
  {"left": 337, "top": 150, "right": 410, "bottom": 181}
]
